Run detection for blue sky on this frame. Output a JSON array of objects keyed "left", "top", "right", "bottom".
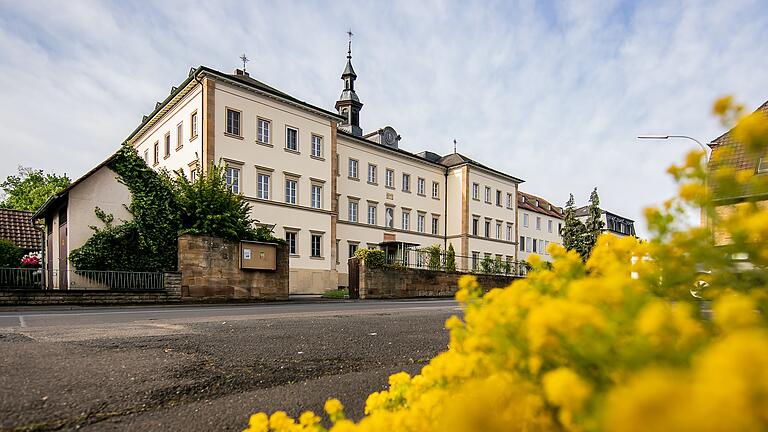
[{"left": 1, "top": 0, "right": 767, "bottom": 235}]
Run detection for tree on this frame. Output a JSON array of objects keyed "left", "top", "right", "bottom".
[
  {"left": 445, "top": 243, "right": 456, "bottom": 272},
  {"left": 0, "top": 166, "right": 70, "bottom": 211},
  {"left": 583, "top": 187, "right": 605, "bottom": 258},
  {"left": 560, "top": 193, "right": 587, "bottom": 260},
  {"left": 0, "top": 239, "right": 22, "bottom": 268}
]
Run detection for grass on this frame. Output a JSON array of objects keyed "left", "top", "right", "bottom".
[{"left": 321, "top": 288, "right": 348, "bottom": 299}]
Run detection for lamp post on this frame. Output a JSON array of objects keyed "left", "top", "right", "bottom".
[{"left": 637, "top": 135, "right": 709, "bottom": 160}]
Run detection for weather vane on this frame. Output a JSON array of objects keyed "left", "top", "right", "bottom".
[
  {"left": 240, "top": 53, "right": 249, "bottom": 72},
  {"left": 347, "top": 29, "right": 353, "bottom": 57},
  {"left": 453, "top": 139, "right": 457, "bottom": 153}
]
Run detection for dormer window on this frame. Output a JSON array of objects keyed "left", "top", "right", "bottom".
[{"left": 535, "top": 199, "right": 539, "bottom": 207}]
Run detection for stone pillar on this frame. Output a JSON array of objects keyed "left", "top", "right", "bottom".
[{"left": 163, "top": 272, "right": 182, "bottom": 299}]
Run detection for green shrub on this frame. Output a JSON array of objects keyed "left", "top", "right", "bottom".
[
  {"left": 445, "top": 244, "right": 456, "bottom": 272},
  {"left": 354, "top": 249, "right": 385, "bottom": 269},
  {"left": 423, "top": 244, "right": 443, "bottom": 270},
  {"left": 0, "top": 239, "right": 22, "bottom": 268},
  {"left": 321, "top": 288, "right": 348, "bottom": 299}
]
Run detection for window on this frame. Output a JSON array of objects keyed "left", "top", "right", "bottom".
[
  {"left": 225, "top": 167, "right": 240, "bottom": 193},
  {"left": 336, "top": 239, "right": 340, "bottom": 264},
  {"left": 532, "top": 238, "right": 537, "bottom": 253},
  {"left": 548, "top": 220, "right": 553, "bottom": 233},
  {"left": 348, "top": 243, "right": 359, "bottom": 259},
  {"left": 190, "top": 111, "right": 198, "bottom": 139},
  {"left": 417, "top": 214, "right": 425, "bottom": 233},
  {"left": 311, "top": 184, "right": 322, "bottom": 209},
  {"left": 402, "top": 211, "right": 410, "bottom": 230},
  {"left": 472, "top": 183, "right": 479, "bottom": 200},
  {"left": 385, "top": 207, "right": 394, "bottom": 228},
  {"left": 484, "top": 186, "right": 491, "bottom": 203},
  {"left": 285, "top": 179, "right": 297, "bottom": 204},
  {"left": 759, "top": 157, "right": 768, "bottom": 173},
  {"left": 311, "top": 234, "right": 322, "bottom": 257},
  {"left": 417, "top": 178, "right": 426, "bottom": 195},
  {"left": 164, "top": 133, "right": 171, "bottom": 157},
  {"left": 496, "top": 190, "right": 502, "bottom": 206},
  {"left": 348, "top": 200, "right": 359, "bottom": 222},
  {"left": 558, "top": 222, "right": 562, "bottom": 233},
  {"left": 472, "top": 217, "right": 479, "bottom": 236},
  {"left": 368, "top": 164, "right": 377, "bottom": 184},
  {"left": 472, "top": 252, "right": 479, "bottom": 271},
  {"left": 286, "top": 127, "right": 299, "bottom": 151},
  {"left": 544, "top": 240, "right": 550, "bottom": 255},
  {"left": 536, "top": 217, "right": 541, "bottom": 230},
  {"left": 496, "top": 222, "right": 502, "bottom": 239},
  {"left": 311, "top": 135, "right": 322, "bottom": 157},
  {"left": 520, "top": 236, "right": 525, "bottom": 251},
  {"left": 190, "top": 166, "right": 197, "bottom": 182},
  {"left": 526, "top": 237, "right": 532, "bottom": 252},
  {"left": 539, "top": 239, "right": 545, "bottom": 253},
  {"left": 257, "top": 118, "right": 270, "bottom": 144},
  {"left": 226, "top": 108, "right": 241, "bottom": 136},
  {"left": 402, "top": 173, "right": 410, "bottom": 192},
  {"left": 432, "top": 181, "right": 440, "bottom": 198},
  {"left": 432, "top": 216, "right": 439, "bottom": 235},
  {"left": 153, "top": 142, "right": 159, "bottom": 165},
  {"left": 385, "top": 169, "right": 394, "bottom": 188},
  {"left": 506, "top": 224, "right": 513, "bottom": 242},
  {"left": 257, "top": 173, "right": 270, "bottom": 199},
  {"left": 176, "top": 122, "right": 183, "bottom": 150},
  {"left": 143, "top": 149, "right": 149, "bottom": 164},
  {"left": 285, "top": 231, "right": 297, "bottom": 255},
  {"left": 348, "top": 159, "right": 359, "bottom": 179},
  {"left": 506, "top": 193, "right": 513, "bottom": 208},
  {"left": 368, "top": 205, "right": 377, "bottom": 225},
  {"left": 523, "top": 213, "right": 529, "bottom": 227},
  {"left": 484, "top": 220, "right": 491, "bottom": 238}
]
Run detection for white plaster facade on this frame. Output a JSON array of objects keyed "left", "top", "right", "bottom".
[{"left": 517, "top": 191, "right": 564, "bottom": 264}]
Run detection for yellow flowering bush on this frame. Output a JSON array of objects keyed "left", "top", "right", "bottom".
[{"left": 243, "top": 98, "right": 768, "bottom": 431}]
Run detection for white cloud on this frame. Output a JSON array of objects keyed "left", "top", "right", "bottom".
[{"left": 1, "top": 0, "right": 766, "bottom": 236}]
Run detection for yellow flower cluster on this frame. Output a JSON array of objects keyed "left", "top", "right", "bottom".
[{"left": 242, "top": 98, "right": 768, "bottom": 431}]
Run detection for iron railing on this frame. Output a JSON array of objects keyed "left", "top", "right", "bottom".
[
  {"left": 0, "top": 268, "right": 165, "bottom": 290},
  {"left": 385, "top": 248, "right": 528, "bottom": 276}
]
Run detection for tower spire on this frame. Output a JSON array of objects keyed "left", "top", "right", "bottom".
[
  {"left": 347, "top": 29, "right": 353, "bottom": 59},
  {"left": 336, "top": 29, "right": 363, "bottom": 136}
]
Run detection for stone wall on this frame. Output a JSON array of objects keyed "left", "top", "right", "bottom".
[
  {"left": 359, "top": 264, "right": 519, "bottom": 299},
  {"left": 177, "top": 234, "right": 288, "bottom": 301},
  {"left": 0, "top": 272, "right": 182, "bottom": 305}
]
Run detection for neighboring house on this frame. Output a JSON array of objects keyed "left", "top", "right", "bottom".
[
  {"left": 32, "top": 155, "right": 132, "bottom": 289},
  {"left": 706, "top": 100, "right": 768, "bottom": 246},
  {"left": 517, "top": 192, "right": 563, "bottom": 263},
  {"left": 0, "top": 208, "right": 41, "bottom": 254},
  {"left": 50, "top": 44, "right": 527, "bottom": 293},
  {"left": 575, "top": 206, "right": 636, "bottom": 237}
]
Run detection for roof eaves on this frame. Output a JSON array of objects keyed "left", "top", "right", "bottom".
[{"left": 337, "top": 130, "right": 446, "bottom": 168}]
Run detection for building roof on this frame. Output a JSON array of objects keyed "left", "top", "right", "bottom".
[
  {"left": 574, "top": 205, "right": 635, "bottom": 223},
  {"left": 438, "top": 153, "right": 525, "bottom": 184},
  {"left": 707, "top": 99, "right": 768, "bottom": 202},
  {"left": 0, "top": 208, "right": 40, "bottom": 251},
  {"left": 518, "top": 191, "right": 563, "bottom": 219}
]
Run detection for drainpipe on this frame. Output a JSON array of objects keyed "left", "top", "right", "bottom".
[
  {"left": 194, "top": 70, "right": 205, "bottom": 170},
  {"left": 443, "top": 169, "right": 448, "bottom": 251}
]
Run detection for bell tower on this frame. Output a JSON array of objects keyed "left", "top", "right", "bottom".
[{"left": 335, "top": 30, "right": 363, "bottom": 136}]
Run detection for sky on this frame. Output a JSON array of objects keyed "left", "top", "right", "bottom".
[{"left": 1, "top": 0, "right": 767, "bottom": 236}]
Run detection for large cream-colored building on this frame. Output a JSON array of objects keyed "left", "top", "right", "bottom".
[
  {"left": 517, "top": 191, "right": 564, "bottom": 264},
  {"left": 43, "top": 46, "right": 533, "bottom": 292}
]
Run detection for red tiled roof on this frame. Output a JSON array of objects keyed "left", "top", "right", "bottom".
[
  {"left": 0, "top": 208, "right": 40, "bottom": 251},
  {"left": 518, "top": 191, "right": 563, "bottom": 219}
]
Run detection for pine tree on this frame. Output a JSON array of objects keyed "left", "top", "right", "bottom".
[
  {"left": 561, "top": 193, "right": 587, "bottom": 259},
  {"left": 583, "top": 187, "right": 605, "bottom": 258},
  {"left": 445, "top": 243, "right": 456, "bottom": 272}
]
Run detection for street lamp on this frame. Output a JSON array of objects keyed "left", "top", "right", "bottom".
[{"left": 637, "top": 135, "right": 709, "bottom": 159}]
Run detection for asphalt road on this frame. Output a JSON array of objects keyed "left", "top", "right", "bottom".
[{"left": 0, "top": 299, "right": 458, "bottom": 431}]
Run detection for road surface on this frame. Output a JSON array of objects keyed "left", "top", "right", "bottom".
[{"left": 0, "top": 299, "right": 458, "bottom": 431}]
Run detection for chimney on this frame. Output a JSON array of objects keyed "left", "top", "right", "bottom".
[{"left": 235, "top": 68, "right": 249, "bottom": 77}]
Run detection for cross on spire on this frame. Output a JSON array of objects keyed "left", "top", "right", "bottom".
[
  {"left": 453, "top": 139, "right": 458, "bottom": 153},
  {"left": 347, "top": 29, "right": 353, "bottom": 58},
  {"left": 240, "top": 53, "right": 249, "bottom": 72}
]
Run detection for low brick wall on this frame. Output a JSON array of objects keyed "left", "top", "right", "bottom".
[
  {"left": 359, "top": 265, "right": 519, "bottom": 299},
  {"left": 0, "top": 272, "right": 182, "bottom": 305},
  {"left": 178, "top": 235, "right": 288, "bottom": 301}
]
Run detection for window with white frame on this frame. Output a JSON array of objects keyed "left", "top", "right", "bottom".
[
  {"left": 496, "top": 190, "right": 502, "bottom": 206},
  {"left": 311, "top": 233, "right": 322, "bottom": 257},
  {"left": 348, "top": 200, "right": 359, "bottom": 222},
  {"left": 506, "top": 224, "right": 513, "bottom": 242},
  {"left": 225, "top": 166, "right": 240, "bottom": 193},
  {"left": 484, "top": 186, "right": 491, "bottom": 203},
  {"left": 402, "top": 173, "right": 410, "bottom": 192},
  {"left": 257, "top": 118, "right": 270, "bottom": 144},
  {"left": 153, "top": 142, "right": 159, "bottom": 165},
  {"left": 190, "top": 111, "right": 198, "bottom": 139},
  {"left": 285, "top": 178, "right": 297, "bottom": 204},
  {"left": 285, "top": 231, "right": 297, "bottom": 255},
  {"left": 526, "top": 237, "right": 532, "bottom": 252},
  {"left": 348, "top": 159, "right": 359, "bottom": 179},
  {"left": 506, "top": 193, "right": 513, "bottom": 208},
  {"left": 257, "top": 173, "right": 270, "bottom": 199},
  {"left": 385, "top": 207, "right": 394, "bottom": 228},
  {"left": 164, "top": 133, "right": 171, "bottom": 157},
  {"left": 417, "top": 214, "right": 425, "bottom": 233},
  {"left": 536, "top": 216, "right": 541, "bottom": 230},
  {"left": 402, "top": 210, "right": 410, "bottom": 230},
  {"left": 176, "top": 122, "right": 183, "bottom": 150},
  {"left": 472, "top": 217, "right": 479, "bottom": 236},
  {"left": 520, "top": 236, "right": 525, "bottom": 251},
  {"left": 348, "top": 243, "right": 358, "bottom": 259},
  {"left": 385, "top": 169, "right": 394, "bottom": 188},
  {"left": 484, "top": 220, "right": 491, "bottom": 238},
  {"left": 311, "top": 135, "right": 322, "bottom": 157},
  {"left": 226, "top": 108, "right": 241, "bottom": 136},
  {"left": 417, "top": 178, "right": 425, "bottom": 195},
  {"left": 431, "top": 216, "right": 439, "bottom": 235},
  {"left": 311, "top": 184, "right": 322, "bottom": 209},
  {"left": 496, "top": 221, "right": 502, "bottom": 239},
  {"left": 472, "top": 183, "right": 479, "bottom": 200},
  {"left": 523, "top": 213, "right": 529, "bottom": 227},
  {"left": 368, "top": 204, "right": 377, "bottom": 225},
  {"left": 368, "top": 164, "right": 377, "bottom": 184},
  {"left": 548, "top": 219, "right": 553, "bottom": 233},
  {"left": 432, "top": 181, "right": 440, "bottom": 198},
  {"left": 286, "top": 127, "right": 299, "bottom": 151},
  {"left": 472, "top": 252, "right": 479, "bottom": 271},
  {"left": 143, "top": 149, "right": 149, "bottom": 164},
  {"left": 539, "top": 239, "right": 545, "bottom": 254}
]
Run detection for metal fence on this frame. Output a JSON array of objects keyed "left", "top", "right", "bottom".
[
  {"left": 385, "top": 248, "right": 528, "bottom": 277},
  {"left": 0, "top": 268, "right": 165, "bottom": 290}
]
